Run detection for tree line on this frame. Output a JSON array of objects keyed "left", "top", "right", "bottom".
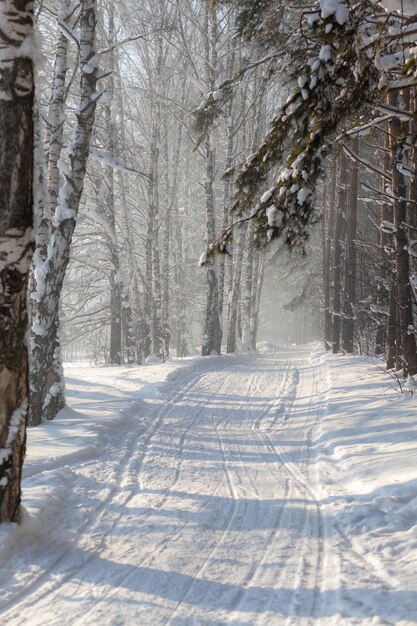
[
  {"left": 0, "top": 0, "right": 277, "bottom": 523},
  {"left": 2, "top": 0, "right": 417, "bottom": 523}
]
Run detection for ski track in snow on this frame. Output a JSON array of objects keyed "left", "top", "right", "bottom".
[{"left": 0, "top": 347, "right": 416, "bottom": 625}]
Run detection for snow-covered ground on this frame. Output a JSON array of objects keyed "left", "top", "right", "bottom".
[{"left": 1, "top": 346, "right": 416, "bottom": 625}]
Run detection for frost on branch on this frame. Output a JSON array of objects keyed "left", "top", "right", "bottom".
[
  {"left": 229, "top": 2, "right": 381, "bottom": 250},
  {"left": 201, "top": 1, "right": 387, "bottom": 263}
]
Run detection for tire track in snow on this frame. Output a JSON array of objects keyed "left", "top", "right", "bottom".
[
  {"left": 164, "top": 366, "right": 263, "bottom": 624},
  {"left": 4, "top": 349, "right": 385, "bottom": 626},
  {"left": 242, "top": 351, "right": 327, "bottom": 623},
  {"left": 166, "top": 358, "right": 302, "bottom": 624},
  {"left": 247, "top": 350, "right": 399, "bottom": 624},
  {"left": 222, "top": 364, "right": 295, "bottom": 615},
  {"left": 0, "top": 360, "right": 233, "bottom": 623},
  {"left": 66, "top": 364, "right": 243, "bottom": 626}
]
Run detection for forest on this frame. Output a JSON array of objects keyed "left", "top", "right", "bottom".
[{"left": 1, "top": 1, "right": 417, "bottom": 624}]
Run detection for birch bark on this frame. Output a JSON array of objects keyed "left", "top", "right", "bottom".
[
  {"left": 29, "top": 0, "right": 100, "bottom": 423},
  {"left": 202, "top": 5, "right": 222, "bottom": 355},
  {"left": 0, "top": 0, "right": 35, "bottom": 522}
]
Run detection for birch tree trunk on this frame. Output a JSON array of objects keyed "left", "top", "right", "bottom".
[
  {"left": 0, "top": 0, "right": 35, "bottom": 523},
  {"left": 218, "top": 45, "right": 236, "bottom": 328},
  {"left": 28, "top": 0, "right": 71, "bottom": 426},
  {"left": 143, "top": 31, "right": 165, "bottom": 359},
  {"left": 29, "top": 0, "right": 99, "bottom": 424},
  {"left": 46, "top": 0, "right": 71, "bottom": 220},
  {"left": 202, "top": 4, "right": 222, "bottom": 356},
  {"left": 113, "top": 54, "right": 145, "bottom": 364},
  {"left": 162, "top": 99, "right": 184, "bottom": 359},
  {"left": 239, "top": 70, "right": 268, "bottom": 352},
  {"left": 202, "top": 133, "right": 222, "bottom": 355},
  {"left": 104, "top": 7, "right": 122, "bottom": 366}
]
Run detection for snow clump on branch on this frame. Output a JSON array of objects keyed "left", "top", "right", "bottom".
[{"left": 198, "top": 0, "right": 417, "bottom": 263}]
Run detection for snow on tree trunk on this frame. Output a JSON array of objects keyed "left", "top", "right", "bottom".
[
  {"left": 218, "top": 47, "right": 236, "bottom": 330},
  {"left": 202, "top": 135, "right": 222, "bottom": 355},
  {"left": 28, "top": 0, "right": 71, "bottom": 427},
  {"left": 0, "top": 0, "right": 35, "bottom": 522},
  {"left": 29, "top": 0, "right": 100, "bottom": 424},
  {"left": 202, "top": 5, "right": 222, "bottom": 356},
  {"left": 46, "top": 0, "right": 71, "bottom": 221}
]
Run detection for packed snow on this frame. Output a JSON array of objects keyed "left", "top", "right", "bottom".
[{"left": 0, "top": 346, "right": 416, "bottom": 625}]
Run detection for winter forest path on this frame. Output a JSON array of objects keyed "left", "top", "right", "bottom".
[{"left": 1, "top": 348, "right": 414, "bottom": 625}]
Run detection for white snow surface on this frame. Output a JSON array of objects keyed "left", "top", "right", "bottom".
[
  {"left": 377, "top": 0, "right": 417, "bottom": 15},
  {"left": 1, "top": 346, "right": 417, "bottom": 625}
]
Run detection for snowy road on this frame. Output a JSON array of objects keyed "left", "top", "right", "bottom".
[{"left": 1, "top": 348, "right": 416, "bottom": 625}]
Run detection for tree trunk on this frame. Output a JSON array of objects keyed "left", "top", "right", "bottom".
[
  {"left": 28, "top": 1, "right": 99, "bottom": 424},
  {"left": 161, "top": 127, "right": 171, "bottom": 361},
  {"left": 113, "top": 59, "right": 145, "bottom": 364},
  {"left": 241, "top": 224, "right": 255, "bottom": 350},
  {"left": 388, "top": 90, "right": 417, "bottom": 376},
  {"left": 202, "top": 5, "right": 222, "bottom": 356},
  {"left": 218, "top": 45, "right": 236, "bottom": 328},
  {"left": 250, "top": 254, "right": 265, "bottom": 349},
  {"left": 105, "top": 8, "right": 122, "bottom": 366},
  {"left": 0, "top": 0, "right": 35, "bottom": 523},
  {"left": 376, "top": 128, "right": 390, "bottom": 356},
  {"left": 323, "top": 159, "right": 336, "bottom": 349},
  {"left": 202, "top": 133, "right": 222, "bottom": 355},
  {"left": 332, "top": 152, "right": 348, "bottom": 353},
  {"left": 226, "top": 225, "right": 247, "bottom": 353},
  {"left": 342, "top": 138, "right": 358, "bottom": 353}
]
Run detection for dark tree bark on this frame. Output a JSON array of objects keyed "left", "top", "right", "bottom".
[
  {"left": 376, "top": 128, "right": 390, "bottom": 356},
  {"left": 332, "top": 152, "right": 348, "bottom": 353},
  {"left": 323, "top": 159, "right": 336, "bottom": 350},
  {"left": 0, "top": 0, "right": 35, "bottom": 523},
  {"left": 250, "top": 254, "right": 265, "bottom": 349},
  {"left": 226, "top": 225, "right": 247, "bottom": 353},
  {"left": 388, "top": 90, "right": 417, "bottom": 376},
  {"left": 241, "top": 224, "right": 255, "bottom": 350},
  {"left": 342, "top": 139, "right": 358, "bottom": 353}
]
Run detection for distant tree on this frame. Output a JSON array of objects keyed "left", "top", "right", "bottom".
[{"left": 197, "top": 0, "right": 417, "bottom": 372}]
